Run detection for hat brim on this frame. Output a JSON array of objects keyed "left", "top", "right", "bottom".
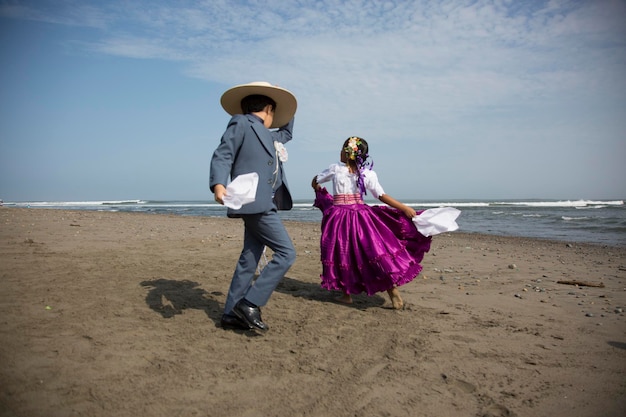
[{"left": 220, "top": 82, "right": 297, "bottom": 128}]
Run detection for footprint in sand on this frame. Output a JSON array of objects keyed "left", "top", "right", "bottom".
[
  {"left": 443, "top": 376, "right": 514, "bottom": 417},
  {"left": 482, "top": 403, "right": 516, "bottom": 417},
  {"left": 442, "top": 374, "right": 477, "bottom": 394},
  {"left": 453, "top": 378, "right": 477, "bottom": 393}
]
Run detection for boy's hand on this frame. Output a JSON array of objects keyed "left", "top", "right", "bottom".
[{"left": 213, "top": 184, "right": 227, "bottom": 205}]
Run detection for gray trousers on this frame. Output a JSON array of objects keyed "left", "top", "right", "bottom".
[{"left": 223, "top": 208, "right": 296, "bottom": 315}]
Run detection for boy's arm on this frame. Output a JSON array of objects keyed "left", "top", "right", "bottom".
[
  {"left": 210, "top": 116, "right": 245, "bottom": 193},
  {"left": 272, "top": 118, "right": 294, "bottom": 144}
]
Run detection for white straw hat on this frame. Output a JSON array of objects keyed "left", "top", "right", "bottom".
[{"left": 220, "top": 81, "right": 297, "bottom": 128}]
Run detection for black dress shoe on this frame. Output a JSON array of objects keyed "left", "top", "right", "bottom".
[
  {"left": 220, "top": 313, "right": 253, "bottom": 330},
  {"left": 233, "top": 299, "right": 268, "bottom": 331}
]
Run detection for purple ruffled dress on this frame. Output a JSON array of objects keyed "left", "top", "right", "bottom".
[{"left": 314, "top": 187, "right": 431, "bottom": 296}]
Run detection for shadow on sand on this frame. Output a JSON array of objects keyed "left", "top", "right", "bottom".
[
  {"left": 276, "top": 276, "right": 386, "bottom": 309},
  {"left": 139, "top": 278, "right": 223, "bottom": 320},
  {"left": 139, "top": 275, "right": 388, "bottom": 334}
]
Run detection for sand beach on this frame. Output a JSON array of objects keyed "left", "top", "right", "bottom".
[{"left": 0, "top": 207, "right": 625, "bottom": 417}]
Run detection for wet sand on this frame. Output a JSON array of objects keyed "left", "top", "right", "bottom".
[{"left": 1, "top": 207, "right": 625, "bottom": 417}]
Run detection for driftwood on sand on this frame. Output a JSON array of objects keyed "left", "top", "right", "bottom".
[{"left": 557, "top": 279, "right": 605, "bottom": 288}]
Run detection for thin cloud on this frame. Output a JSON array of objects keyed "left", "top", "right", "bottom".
[{"left": 1, "top": 0, "right": 624, "bottom": 198}]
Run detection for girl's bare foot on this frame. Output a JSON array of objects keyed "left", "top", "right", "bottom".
[
  {"left": 335, "top": 293, "right": 353, "bottom": 304},
  {"left": 387, "top": 287, "right": 404, "bottom": 310}
]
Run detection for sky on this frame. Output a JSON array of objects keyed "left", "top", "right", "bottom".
[{"left": 0, "top": 0, "right": 625, "bottom": 202}]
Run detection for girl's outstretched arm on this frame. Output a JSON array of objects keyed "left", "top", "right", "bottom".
[{"left": 379, "top": 194, "right": 416, "bottom": 218}]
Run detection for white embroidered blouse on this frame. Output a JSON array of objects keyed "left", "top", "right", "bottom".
[{"left": 316, "top": 163, "right": 385, "bottom": 198}]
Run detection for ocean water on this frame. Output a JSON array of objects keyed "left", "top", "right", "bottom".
[{"left": 3, "top": 199, "right": 625, "bottom": 247}]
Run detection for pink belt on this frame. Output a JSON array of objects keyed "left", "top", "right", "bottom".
[{"left": 333, "top": 194, "right": 363, "bottom": 205}]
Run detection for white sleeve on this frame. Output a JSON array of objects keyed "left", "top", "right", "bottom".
[
  {"left": 316, "top": 164, "right": 338, "bottom": 184},
  {"left": 363, "top": 170, "right": 385, "bottom": 199}
]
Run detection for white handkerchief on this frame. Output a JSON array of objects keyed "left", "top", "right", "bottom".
[
  {"left": 412, "top": 207, "right": 461, "bottom": 237},
  {"left": 222, "top": 172, "right": 259, "bottom": 210}
]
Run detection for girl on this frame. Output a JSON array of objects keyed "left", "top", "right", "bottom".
[{"left": 312, "top": 136, "right": 432, "bottom": 309}]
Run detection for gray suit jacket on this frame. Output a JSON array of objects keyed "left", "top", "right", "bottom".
[{"left": 210, "top": 114, "right": 294, "bottom": 216}]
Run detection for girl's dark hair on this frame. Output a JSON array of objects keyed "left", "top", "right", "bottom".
[{"left": 241, "top": 94, "right": 276, "bottom": 114}]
